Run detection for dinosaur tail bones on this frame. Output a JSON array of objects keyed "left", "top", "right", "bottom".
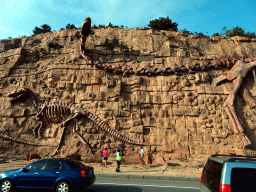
[
  {"left": 0, "top": 130, "right": 55, "bottom": 147},
  {"left": 86, "top": 112, "right": 144, "bottom": 145}
]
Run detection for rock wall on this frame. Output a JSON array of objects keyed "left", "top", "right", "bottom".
[{"left": 1, "top": 27, "right": 256, "bottom": 159}]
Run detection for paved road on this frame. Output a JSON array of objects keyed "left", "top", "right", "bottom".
[{"left": 86, "top": 177, "right": 200, "bottom": 192}]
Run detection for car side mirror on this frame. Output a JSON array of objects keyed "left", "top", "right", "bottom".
[{"left": 22, "top": 168, "right": 29, "bottom": 172}]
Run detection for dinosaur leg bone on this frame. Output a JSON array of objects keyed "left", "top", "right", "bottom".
[
  {"left": 34, "top": 105, "right": 46, "bottom": 138},
  {"left": 73, "top": 131, "right": 92, "bottom": 154},
  {"left": 72, "top": 119, "right": 92, "bottom": 154},
  {"left": 224, "top": 77, "right": 243, "bottom": 132},
  {"left": 239, "top": 84, "right": 256, "bottom": 109},
  {"left": 35, "top": 102, "right": 47, "bottom": 118},
  {"left": 72, "top": 119, "right": 80, "bottom": 134},
  {"left": 224, "top": 77, "right": 251, "bottom": 148},
  {"left": 51, "top": 125, "right": 67, "bottom": 157},
  {"left": 33, "top": 120, "right": 43, "bottom": 138},
  {"left": 60, "top": 113, "right": 81, "bottom": 127},
  {"left": 212, "top": 74, "right": 227, "bottom": 86}
]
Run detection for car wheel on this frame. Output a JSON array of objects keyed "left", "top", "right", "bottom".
[
  {"left": 56, "top": 181, "right": 69, "bottom": 192},
  {"left": 0, "top": 179, "right": 13, "bottom": 192}
]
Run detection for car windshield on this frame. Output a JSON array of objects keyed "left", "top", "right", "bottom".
[{"left": 64, "top": 158, "right": 86, "bottom": 169}]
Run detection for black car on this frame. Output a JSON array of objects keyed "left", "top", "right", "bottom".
[{"left": 0, "top": 158, "right": 95, "bottom": 192}]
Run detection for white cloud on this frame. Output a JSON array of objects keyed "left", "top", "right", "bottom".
[
  {"left": 0, "top": 25, "right": 10, "bottom": 33},
  {"left": 0, "top": 14, "right": 10, "bottom": 33},
  {"left": 2, "top": 0, "right": 20, "bottom": 11}
]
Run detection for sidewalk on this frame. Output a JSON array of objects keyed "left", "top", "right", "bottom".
[
  {"left": 0, "top": 156, "right": 203, "bottom": 182},
  {"left": 93, "top": 161, "right": 201, "bottom": 182}
]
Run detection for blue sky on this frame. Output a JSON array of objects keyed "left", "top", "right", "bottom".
[{"left": 0, "top": 0, "right": 256, "bottom": 40}]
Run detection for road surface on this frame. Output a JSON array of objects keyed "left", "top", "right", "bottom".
[{"left": 86, "top": 177, "right": 200, "bottom": 192}]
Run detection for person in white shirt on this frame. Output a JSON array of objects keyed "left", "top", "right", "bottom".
[{"left": 140, "top": 147, "right": 145, "bottom": 158}]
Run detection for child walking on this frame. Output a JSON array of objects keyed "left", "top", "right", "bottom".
[
  {"left": 116, "top": 148, "right": 122, "bottom": 172},
  {"left": 103, "top": 148, "right": 108, "bottom": 167}
]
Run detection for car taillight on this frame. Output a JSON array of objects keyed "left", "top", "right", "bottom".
[
  {"left": 200, "top": 171, "right": 203, "bottom": 187},
  {"left": 219, "top": 184, "right": 231, "bottom": 192},
  {"left": 80, "top": 170, "right": 86, "bottom": 177}
]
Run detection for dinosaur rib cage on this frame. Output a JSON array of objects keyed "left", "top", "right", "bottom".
[
  {"left": 87, "top": 112, "right": 142, "bottom": 145},
  {"left": 42, "top": 101, "right": 72, "bottom": 124}
]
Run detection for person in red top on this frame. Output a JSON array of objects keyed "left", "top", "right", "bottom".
[{"left": 103, "top": 148, "right": 108, "bottom": 167}]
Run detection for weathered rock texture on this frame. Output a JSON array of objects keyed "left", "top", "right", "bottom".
[{"left": 1, "top": 27, "right": 256, "bottom": 159}]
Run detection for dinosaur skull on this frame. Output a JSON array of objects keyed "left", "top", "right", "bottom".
[{"left": 7, "top": 88, "right": 30, "bottom": 102}]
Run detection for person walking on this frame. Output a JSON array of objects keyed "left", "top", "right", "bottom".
[
  {"left": 103, "top": 148, "right": 108, "bottom": 168},
  {"left": 116, "top": 148, "right": 122, "bottom": 172},
  {"left": 140, "top": 147, "right": 145, "bottom": 158}
]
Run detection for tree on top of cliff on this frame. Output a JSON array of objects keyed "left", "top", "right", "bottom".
[
  {"left": 106, "top": 22, "right": 119, "bottom": 28},
  {"left": 148, "top": 16, "right": 178, "bottom": 31},
  {"left": 66, "top": 23, "right": 76, "bottom": 29},
  {"left": 32, "top": 24, "right": 52, "bottom": 35},
  {"left": 219, "top": 26, "right": 256, "bottom": 38}
]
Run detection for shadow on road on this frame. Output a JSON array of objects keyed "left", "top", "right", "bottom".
[{"left": 87, "top": 184, "right": 142, "bottom": 192}]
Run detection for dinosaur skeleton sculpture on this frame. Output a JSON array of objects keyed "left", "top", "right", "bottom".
[
  {"left": 7, "top": 88, "right": 143, "bottom": 156},
  {"left": 80, "top": 17, "right": 256, "bottom": 149}
]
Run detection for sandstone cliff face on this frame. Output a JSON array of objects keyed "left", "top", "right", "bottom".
[{"left": 0, "top": 27, "right": 256, "bottom": 159}]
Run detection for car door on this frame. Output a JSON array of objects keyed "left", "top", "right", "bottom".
[
  {"left": 40, "top": 160, "right": 64, "bottom": 188},
  {"left": 15, "top": 160, "right": 46, "bottom": 188}
]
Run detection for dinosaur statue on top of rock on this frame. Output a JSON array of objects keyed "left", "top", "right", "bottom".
[
  {"left": 7, "top": 88, "right": 144, "bottom": 156},
  {"left": 80, "top": 17, "right": 91, "bottom": 59},
  {"left": 80, "top": 17, "right": 256, "bottom": 150}
]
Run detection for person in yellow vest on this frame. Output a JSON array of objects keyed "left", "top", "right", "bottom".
[{"left": 116, "top": 148, "right": 122, "bottom": 172}]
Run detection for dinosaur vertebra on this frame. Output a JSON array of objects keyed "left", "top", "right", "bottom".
[{"left": 8, "top": 88, "right": 143, "bottom": 156}]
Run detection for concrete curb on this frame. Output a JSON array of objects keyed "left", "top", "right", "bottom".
[{"left": 95, "top": 173, "right": 200, "bottom": 182}]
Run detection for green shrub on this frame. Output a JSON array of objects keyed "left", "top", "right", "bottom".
[
  {"left": 180, "top": 29, "right": 193, "bottom": 34},
  {"left": 212, "top": 33, "right": 220, "bottom": 37},
  {"left": 91, "top": 24, "right": 98, "bottom": 29},
  {"left": 219, "top": 26, "right": 256, "bottom": 38},
  {"left": 33, "top": 24, "right": 52, "bottom": 35},
  {"left": 148, "top": 16, "right": 178, "bottom": 31},
  {"left": 66, "top": 23, "right": 76, "bottom": 29},
  {"left": 98, "top": 24, "right": 106, "bottom": 29},
  {"left": 194, "top": 32, "right": 209, "bottom": 38}
]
